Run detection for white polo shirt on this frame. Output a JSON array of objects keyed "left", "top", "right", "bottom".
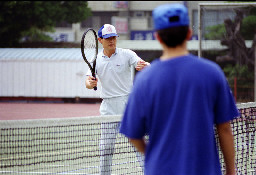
[{"left": 86, "top": 47, "right": 141, "bottom": 99}]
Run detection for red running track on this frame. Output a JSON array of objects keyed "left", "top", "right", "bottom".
[{"left": 0, "top": 103, "right": 101, "bottom": 120}]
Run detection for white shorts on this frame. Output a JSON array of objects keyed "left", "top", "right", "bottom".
[
  {"left": 99, "top": 95, "right": 144, "bottom": 174},
  {"left": 100, "top": 95, "right": 129, "bottom": 116}
]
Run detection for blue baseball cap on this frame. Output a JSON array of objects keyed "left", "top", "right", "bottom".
[
  {"left": 153, "top": 3, "right": 189, "bottom": 30},
  {"left": 98, "top": 24, "right": 119, "bottom": 39}
]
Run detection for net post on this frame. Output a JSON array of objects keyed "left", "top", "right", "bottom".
[
  {"left": 254, "top": 43, "right": 256, "bottom": 102},
  {"left": 198, "top": 3, "right": 202, "bottom": 58},
  {"left": 234, "top": 77, "right": 237, "bottom": 102}
]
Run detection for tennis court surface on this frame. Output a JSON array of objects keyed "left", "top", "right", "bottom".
[
  {"left": 0, "top": 102, "right": 255, "bottom": 174},
  {"left": 0, "top": 103, "right": 101, "bottom": 120}
]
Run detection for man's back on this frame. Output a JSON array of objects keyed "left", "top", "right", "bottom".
[{"left": 121, "top": 54, "right": 238, "bottom": 175}]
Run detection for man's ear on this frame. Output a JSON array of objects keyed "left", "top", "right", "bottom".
[
  {"left": 154, "top": 32, "right": 163, "bottom": 44},
  {"left": 186, "top": 28, "right": 192, "bottom": 41},
  {"left": 98, "top": 38, "right": 102, "bottom": 44}
]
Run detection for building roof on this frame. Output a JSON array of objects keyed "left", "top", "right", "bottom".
[
  {"left": 0, "top": 48, "right": 83, "bottom": 61},
  {"left": 116, "top": 40, "right": 252, "bottom": 51},
  {"left": 0, "top": 40, "right": 252, "bottom": 60},
  {"left": 117, "top": 40, "right": 229, "bottom": 51}
]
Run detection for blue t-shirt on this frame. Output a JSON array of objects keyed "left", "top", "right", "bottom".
[{"left": 120, "top": 54, "right": 239, "bottom": 175}]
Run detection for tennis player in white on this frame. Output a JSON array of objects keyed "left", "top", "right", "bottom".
[{"left": 85, "top": 24, "right": 150, "bottom": 175}]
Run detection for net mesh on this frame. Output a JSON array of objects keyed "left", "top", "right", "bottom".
[
  {"left": 1, "top": 102, "right": 256, "bottom": 174},
  {"left": 217, "top": 102, "right": 256, "bottom": 174}
]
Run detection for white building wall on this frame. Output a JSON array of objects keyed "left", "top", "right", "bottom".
[
  {"left": 130, "top": 18, "right": 148, "bottom": 30},
  {"left": 130, "top": 1, "right": 180, "bottom": 10},
  {"left": 0, "top": 49, "right": 102, "bottom": 98},
  {"left": 0, "top": 60, "right": 102, "bottom": 98},
  {"left": 88, "top": 1, "right": 181, "bottom": 11},
  {"left": 87, "top": 1, "right": 119, "bottom": 11}
]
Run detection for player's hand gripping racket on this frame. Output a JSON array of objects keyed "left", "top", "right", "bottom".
[{"left": 81, "top": 28, "right": 98, "bottom": 91}]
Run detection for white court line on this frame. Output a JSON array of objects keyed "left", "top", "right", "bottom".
[
  {"left": 0, "top": 172, "right": 122, "bottom": 175},
  {"left": 0, "top": 171, "right": 97, "bottom": 174}
]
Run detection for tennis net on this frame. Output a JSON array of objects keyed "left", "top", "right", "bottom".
[{"left": 0, "top": 102, "right": 256, "bottom": 174}]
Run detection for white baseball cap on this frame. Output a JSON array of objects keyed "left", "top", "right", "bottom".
[{"left": 98, "top": 24, "right": 119, "bottom": 39}]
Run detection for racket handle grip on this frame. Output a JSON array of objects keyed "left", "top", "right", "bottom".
[{"left": 92, "top": 74, "right": 97, "bottom": 91}]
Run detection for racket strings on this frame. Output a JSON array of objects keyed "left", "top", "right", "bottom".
[{"left": 83, "top": 31, "right": 97, "bottom": 62}]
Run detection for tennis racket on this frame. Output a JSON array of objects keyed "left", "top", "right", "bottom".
[{"left": 81, "top": 28, "right": 98, "bottom": 91}]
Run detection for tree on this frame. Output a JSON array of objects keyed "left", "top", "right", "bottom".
[
  {"left": 204, "top": 6, "right": 256, "bottom": 67},
  {"left": 204, "top": 5, "right": 256, "bottom": 102},
  {"left": 0, "top": 1, "right": 92, "bottom": 47}
]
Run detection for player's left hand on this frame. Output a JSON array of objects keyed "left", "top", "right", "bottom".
[{"left": 136, "top": 60, "right": 150, "bottom": 71}]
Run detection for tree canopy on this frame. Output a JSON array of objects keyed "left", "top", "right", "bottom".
[
  {"left": 205, "top": 7, "right": 256, "bottom": 40},
  {"left": 0, "top": 1, "right": 91, "bottom": 47},
  {"left": 204, "top": 6, "right": 256, "bottom": 67}
]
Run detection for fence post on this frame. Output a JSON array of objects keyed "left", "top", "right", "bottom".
[
  {"left": 234, "top": 77, "right": 237, "bottom": 102},
  {"left": 254, "top": 42, "right": 256, "bottom": 102}
]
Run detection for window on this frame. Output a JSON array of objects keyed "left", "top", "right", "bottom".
[
  {"left": 55, "top": 21, "right": 72, "bottom": 28},
  {"left": 81, "top": 16, "right": 100, "bottom": 29},
  {"left": 133, "top": 11, "right": 145, "bottom": 17},
  {"left": 81, "top": 12, "right": 118, "bottom": 29}
]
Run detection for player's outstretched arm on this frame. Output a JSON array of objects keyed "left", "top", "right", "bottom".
[
  {"left": 216, "top": 122, "right": 236, "bottom": 175},
  {"left": 135, "top": 60, "right": 150, "bottom": 71},
  {"left": 129, "top": 138, "right": 147, "bottom": 155}
]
